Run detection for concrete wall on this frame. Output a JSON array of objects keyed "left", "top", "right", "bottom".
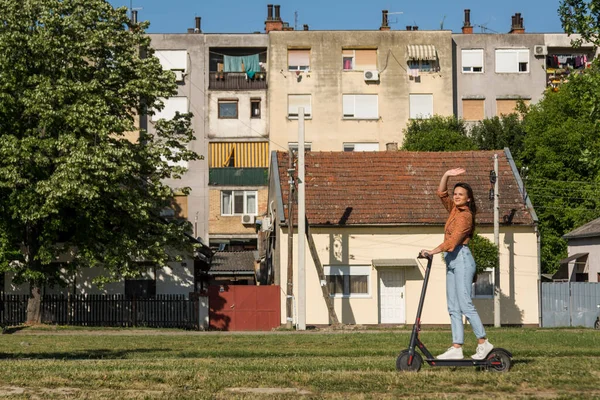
[
  {"left": 148, "top": 33, "right": 209, "bottom": 242},
  {"left": 453, "top": 33, "right": 546, "bottom": 120},
  {"left": 268, "top": 30, "right": 454, "bottom": 151},
  {"left": 568, "top": 237, "right": 600, "bottom": 283},
  {"left": 277, "top": 225, "right": 539, "bottom": 326}
]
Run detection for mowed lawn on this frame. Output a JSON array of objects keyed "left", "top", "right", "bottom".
[{"left": 0, "top": 327, "right": 599, "bottom": 399}]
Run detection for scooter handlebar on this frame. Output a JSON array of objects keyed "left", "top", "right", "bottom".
[{"left": 417, "top": 251, "right": 433, "bottom": 260}]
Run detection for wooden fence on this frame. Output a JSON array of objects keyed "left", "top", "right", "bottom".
[{"left": 1, "top": 294, "right": 198, "bottom": 329}]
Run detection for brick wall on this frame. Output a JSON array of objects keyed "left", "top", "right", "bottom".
[{"left": 209, "top": 188, "right": 268, "bottom": 234}]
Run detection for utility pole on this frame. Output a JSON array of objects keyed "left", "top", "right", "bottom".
[
  {"left": 286, "top": 148, "right": 295, "bottom": 329},
  {"left": 493, "top": 154, "right": 501, "bottom": 327},
  {"left": 297, "top": 107, "right": 306, "bottom": 331}
]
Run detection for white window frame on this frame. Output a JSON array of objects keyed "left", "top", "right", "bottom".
[
  {"left": 409, "top": 94, "right": 433, "bottom": 119},
  {"left": 495, "top": 49, "right": 529, "bottom": 74},
  {"left": 288, "top": 49, "right": 311, "bottom": 72},
  {"left": 461, "top": 49, "right": 484, "bottom": 73},
  {"left": 220, "top": 190, "right": 258, "bottom": 216},
  {"left": 324, "top": 265, "right": 371, "bottom": 298},
  {"left": 288, "top": 94, "right": 312, "bottom": 119},
  {"left": 342, "top": 94, "right": 379, "bottom": 120},
  {"left": 288, "top": 142, "right": 312, "bottom": 152},
  {"left": 407, "top": 59, "right": 438, "bottom": 73},
  {"left": 472, "top": 268, "right": 494, "bottom": 299},
  {"left": 343, "top": 142, "right": 379, "bottom": 152}
]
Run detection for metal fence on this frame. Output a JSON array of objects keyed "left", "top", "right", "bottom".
[
  {"left": 541, "top": 283, "right": 600, "bottom": 328},
  {"left": 1, "top": 294, "right": 199, "bottom": 329}
]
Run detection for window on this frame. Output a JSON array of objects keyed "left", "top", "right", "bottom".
[
  {"left": 407, "top": 59, "right": 438, "bottom": 72},
  {"left": 462, "top": 49, "right": 484, "bottom": 73},
  {"left": 221, "top": 190, "right": 258, "bottom": 216},
  {"left": 409, "top": 94, "right": 433, "bottom": 119},
  {"left": 343, "top": 143, "right": 379, "bottom": 152},
  {"left": 152, "top": 96, "right": 188, "bottom": 122},
  {"left": 342, "top": 49, "right": 377, "bottom": 71},
  {"left": 154, "top": 50, "right": 187, "bottom": 73},
  {"left": 125, "top": 279, "right": 156, "bottom": 298},
  {"left": 325, "top": 266, "right": 370, "bottom": 297},
  {"left": 342, "top": 94, "right": 378, "bottom": 119},
  {"left": 218, "top": 99, "right": 238, "bottom": 119},
  {"left": 250, "top": 98, "right": 261, "bottom": 118},
  {"left": 472, "top": 268, "right": 494, "bottom": 298},
  {"left": 496, "top": 99, "right": 530, "bottom": 116},
  {"left": 288, "top": 142, "right": 312, "bottom": 152},
  {"left": 495, "top": 49, "right": 529, "bottom": 73},
  {"left": 288, "top": 49, "right": 310, "bottom": 71},
  {"left": 288, "top": 94, "right": 312, "bottom": 119},
  {"left": 462, "top": 99, "right": 485, "bottom": 121}
]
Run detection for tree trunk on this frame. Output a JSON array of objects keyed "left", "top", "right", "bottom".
[{"left": 26, "top": 283, "right": 42, "bottom": 325}]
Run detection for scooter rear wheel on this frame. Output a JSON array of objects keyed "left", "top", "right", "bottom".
[
  {"left": 396, "top": 350, "right": 423, "bottom": 372},
  {"left": 595, "top": 319, "right": 600, "bottom": 330},
  {"left": 486, "top": 349, "right": 512, "bottom": 373}
]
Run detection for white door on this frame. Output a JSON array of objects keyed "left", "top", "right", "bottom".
[{"left": 379, "top": 268, "right": 406, "bottom": 324}]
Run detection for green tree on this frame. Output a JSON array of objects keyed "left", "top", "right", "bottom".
[
  {"left": 520, "top": 66, "right": 600, "bottom": 274},
  {"left": 470, "top": 233, "right": 499, "bottom": 275},
  {"left": 0, "top": 0, "right": 200, "bottom": 322},
  {"left": 470, "top": 113, "right": 527, "bottom": 160},
  {"left": 401, "top": 115, "right": 477, "bottom": 151}
]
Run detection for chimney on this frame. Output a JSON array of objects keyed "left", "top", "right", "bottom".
[
  {"left": 380, "top": 10, "right": 390, "bottom": 31},
  {"left": 274, "top": 5, "right": 281, "bottom": 20},
  {"left": 265, "top": 4, "right": 284, "bottom": 32},
  {"left": 406, "top": 25, "right": 412, "bottom": 31},
  {"left": 303, "top": 24, "right": 309, "bottom": 31},
  {"left": 510, "top": 12, "right": 525, "bottom": 34},
  {"left": 131, "top": 10, "right": 138, "bottom": 25},
  {"left": 194, "top": 16, "right": 201, "bottom": 33},
  {"left": 386, "top": 142, "right": 398, "bottom": 152},
  {"left": 412, "top": 25, "right": 419, "bottom": 31},
  {"left": 462, "top": 9, "right": 473, "bottom": 34}
]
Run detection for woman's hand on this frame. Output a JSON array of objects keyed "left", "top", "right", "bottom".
[
  {"left": 419, "top": 249, "right": 432, "bottom": 258},
  {"left": 445, "top": 168, "right": 466, "bottom": 177}
]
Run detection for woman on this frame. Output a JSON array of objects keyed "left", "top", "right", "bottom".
[{"left": 420, "top": 168, "right": 493, "bottom": 360}]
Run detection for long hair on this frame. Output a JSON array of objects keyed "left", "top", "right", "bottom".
[{"left": 454, "top": 182, "right": 476, "bottom": 237}]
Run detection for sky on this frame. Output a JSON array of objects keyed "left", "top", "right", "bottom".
[{"left": 108, "top": 0, "right": 567, "bottom": 35}]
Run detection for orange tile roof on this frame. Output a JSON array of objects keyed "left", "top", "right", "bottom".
[{"left": 275, "top": 150, "right": 535, "bottom": 226}]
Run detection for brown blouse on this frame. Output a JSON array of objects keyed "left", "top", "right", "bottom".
[{"left": 437, "top": 189, "right": 473, "bottom": 252}]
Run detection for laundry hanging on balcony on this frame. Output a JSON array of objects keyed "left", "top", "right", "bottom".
[{"left": 224, "top": 54, "right": 261, "bottom": 78}]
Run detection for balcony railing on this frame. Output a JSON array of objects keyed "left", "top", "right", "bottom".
[{"left": 209, "top": 72, "right": 267, "bottom": 90}]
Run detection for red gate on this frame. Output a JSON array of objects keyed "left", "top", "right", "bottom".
[{"left": 208, "top": 285, "right": 281, "bottom": 331}]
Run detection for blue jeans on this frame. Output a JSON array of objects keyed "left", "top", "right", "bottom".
[{"left": 444, "top": 245, "right": 486, "bottom": 344}]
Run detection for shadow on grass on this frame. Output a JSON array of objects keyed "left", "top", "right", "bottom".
[
  {"left": 512, "top": 358, "right": 534, "bottom": 366},
  {"left": 1, "top": 326, "right": 28, "bottom": 335},
  {"left": 0, "top": 348, "right": 158, "bottom": 360}
]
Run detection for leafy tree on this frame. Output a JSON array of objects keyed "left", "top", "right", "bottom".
[
  {"left": 470, "top": 113, "right": 527, "bottom": 161},
  {"left": 470, "top": 233, "right": 499, "bottom": 275},
  {"left": 0, "top": 0, "right": 200, "bottom": 322},
  {"left": 401, "top": 115, "right": 477, "bottom": 151},
  {"left": 520, "top": 65, "right": 600, "bottom": 274}
]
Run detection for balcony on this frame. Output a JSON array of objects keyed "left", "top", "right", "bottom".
[{"left": 209, "top": 72, "right": 267, "bottom": 91}]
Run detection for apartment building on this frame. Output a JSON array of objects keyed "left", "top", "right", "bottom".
[
  {"left": 453, "top": 10, "right": 596, "bottom": 122},
  {"left": 267, "top": 9, "right": 454, "bottom": 152}
]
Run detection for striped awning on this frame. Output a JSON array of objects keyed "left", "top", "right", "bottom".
[{"left": 406, "top": 45, "right": 437, "bottom": 61}]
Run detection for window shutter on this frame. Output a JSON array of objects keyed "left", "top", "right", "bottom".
[
  {"left": 495, "top": 50, "right": 518, "bottom": 73},
  {"left": 355, "top": 49, "right": 377, "bottom": 70},
  {"left": 288, "top": 94, "right": 311, "bottom": 117},
  {"left": 517, "top": 49, "right": 529, "bottom": 63},
  {"left": 462, "top": 99, "right": 485, "bottom": 121},
  {"left": 288, "top": 50, "right": 310, "bottom": 66},
  {"left": 462, "top": 49, "right": 483, "bottom": 68},
  {"left": 354, "top": 95, "right": 378, "bottom": 119},
  {"left": 409, "top": 94, "right": 433, "bottom": 119},
  {"left": 152, "top": 97, "right": 188, "bottom": 121},
  {"left": 342, "top": 95, "right": 355, "bottom": 117},
  {"left": 155, "top": 50, "right": 187, "bottom": 72}
]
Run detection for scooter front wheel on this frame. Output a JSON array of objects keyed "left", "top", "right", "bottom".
[{"left": 396, "top": 350, "right": 423, "bottom": 372}]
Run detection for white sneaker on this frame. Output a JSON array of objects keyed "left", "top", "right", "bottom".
[
  {"left": 436, "top": 346, "right": 464, "bottom": 360},
  {"left": 471, "top": 340, "right": 494, "bottom": 360}
]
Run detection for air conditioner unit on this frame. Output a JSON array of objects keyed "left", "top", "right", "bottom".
[
  {"left": 364, "top": 70, "right": 379, "bottom": 82},
  {"left": 173, "top": 70, "right": 185, "bottom": 82},
  {"left": 241, "top": 214, "right": 255, "bottom": 225},
  {"left": 534, "top": 45, "right": 548, "bottom": 57},
  {"left": 261, "top": 217, "right": 272, "bottom": 232}
]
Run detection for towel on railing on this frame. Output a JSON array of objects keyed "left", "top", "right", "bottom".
[{"left": 224, "top": 54, "right": 260, "bottom": 78}]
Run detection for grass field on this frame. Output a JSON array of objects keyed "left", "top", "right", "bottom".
[{"left": 0, "top": 327, "right": 599, "bottom": 399}]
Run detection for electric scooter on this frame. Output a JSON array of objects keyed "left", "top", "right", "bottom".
[{"left": 396, "top": 253, "right": 513, "bottom": 372}]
